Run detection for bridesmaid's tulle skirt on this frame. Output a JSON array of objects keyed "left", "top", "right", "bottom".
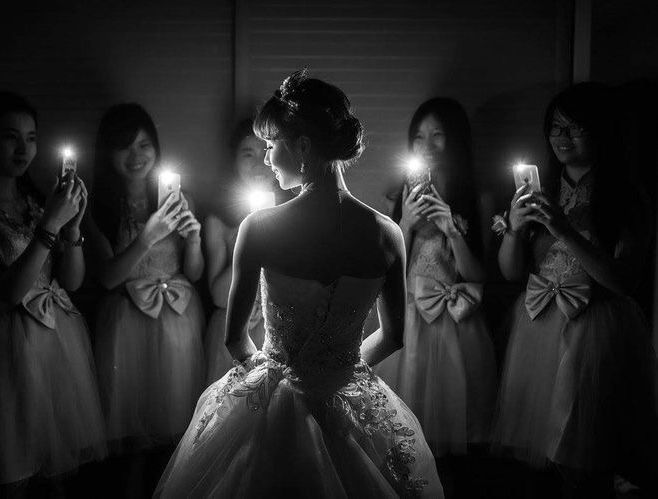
[
  {"left": 94, "top": 289, "right": 205, "bottom": 453},
  {"left": 492, "top": 290, "right": 658, "bottom": 484},
  {"left": 0, "top": 307, "right": 106, "bottom": 484},
  {"left": 376, "top": 302, "right": 497, "bottom": 457}
]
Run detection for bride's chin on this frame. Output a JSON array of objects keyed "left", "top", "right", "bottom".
[{"left": 280, "top": 179, "right": 302, "bottom": 191}]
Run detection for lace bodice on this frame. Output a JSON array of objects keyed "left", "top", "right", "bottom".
[
  {"left": 408, "top": 222, "right": 457, "bottom": 292},
  {"left": 115, "top": 215, "right": 184, "bottom": 281},
  {"left": 260, "top": 269, "right": 384, "bottom": 383},
  {"left": 535, "top": 173, "right": 593, "bottom": 283},
  {"left": 0, "top": 194, "right": 53, "bottom": 288}
]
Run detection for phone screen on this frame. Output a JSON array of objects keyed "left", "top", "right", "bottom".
[
  {"left": 513, "top": 164, "right": 541, "bottom": 192},
  {"left": 61, "top": 156, "right": 77, "bottom": 178},
  {"left": 158, "top": 172, "right": 181, "bottom": 208},
  {"left": 406, "top": 168, "right": 432, "bottom": 199}
]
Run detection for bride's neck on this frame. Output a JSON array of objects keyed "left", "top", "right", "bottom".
[{"left": 301, "top": 164, "right": 348, "bottom": 193}]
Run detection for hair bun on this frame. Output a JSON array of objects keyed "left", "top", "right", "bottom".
[
  {"left": 329, "top": 114, "right": 364, "bottom": 162},
  {"left": 255, "top": 70, "right": 366, "bottom": 165}
]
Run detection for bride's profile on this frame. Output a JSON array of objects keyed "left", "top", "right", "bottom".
[{"left": 154, "top": 70, "right": 443, "bottom": 498}]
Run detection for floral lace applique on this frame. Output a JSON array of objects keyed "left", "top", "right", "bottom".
[
  {"left": 116, "top": 203, "right": 182, "bottom": 280},
  {"left": 192, "top": 356, "right": 287, "bottom": 444},
  {"left": 0, "top": 194, "right": 53, "bottom": 283},
  {"left": 327, "top": 364, "right": 428, "bottom": 496},
  {"left": 409, "top": 227, "right": 458, "bottom": 288},
  {"left": 193, "top": 367, "right": 246, "bottom": 444}
]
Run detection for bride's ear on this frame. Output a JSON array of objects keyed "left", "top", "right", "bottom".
[{"left": 296, "top": 135, "right": 312, "bottom": 161}]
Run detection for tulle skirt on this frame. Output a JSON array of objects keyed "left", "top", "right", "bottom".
[
  {"left": 0, "top": 306, "right": 106, "bottom": 484},
  {"left": 492, "top": 289, "right": 658, "bottom": 479},
  {"left": 376, "top": 301, "right": 497, "bottom": 457},
  {"left": 155, "top": 358, "right": 443, "bottom": 498},
  {"left": 204, "top": 307, "right": 265, "bottom": 386},
  {"left": 94, "top": 288, "right": 205, "bottom": 453}
]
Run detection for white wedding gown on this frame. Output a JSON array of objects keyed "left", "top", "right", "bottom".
[{"left": 155, "top": 268, "right": 443, "bottom": 498}]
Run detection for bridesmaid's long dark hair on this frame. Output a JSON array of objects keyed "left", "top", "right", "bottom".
[
  {"left": 91, "top": 103, "right": 160, "bottom": 245},
  {"left": 392, "top": 98, "right": 481, "bottom": 254}
]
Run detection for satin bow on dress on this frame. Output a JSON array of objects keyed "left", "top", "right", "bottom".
[
  {"left": 525, "top": 273, "right": 591, "bottom": 321},
  {"left": 125, "top": 275, "right": 192, "bottom": 319},
  {"left": 21, "top": 280, "right": 80, "bottom": 329},
  {"left": 414, "top": 276, "right": 483, "bottom": 324}
]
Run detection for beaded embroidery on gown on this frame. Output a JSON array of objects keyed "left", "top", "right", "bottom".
[
  {"left": 155, "top": 268, "right": 443, "bottom": 498},
  {"left": 0, "top": 193, "right": 106, "bottom": 483}
]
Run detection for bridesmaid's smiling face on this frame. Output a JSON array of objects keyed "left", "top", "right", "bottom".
[
  {"left": 111, "top": 129, "right": 157, "bottom": 181},
  {"left": 236, "top": 134, "right": 270, "bottom": 187},
  {"left": 549, "top": 109, "right": 595, "bottom": 168},
  {"left": 411, "top": 114, "right": 446, "bottom": 169},
  {"left": 0, "top": 112, "right": 36, "bottom": 178}
]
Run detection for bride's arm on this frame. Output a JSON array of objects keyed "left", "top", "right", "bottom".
[
  {"left": 225, "top": 213, "right": 261, "bottom": 362},
  {"left": 360, "top": 222, "right": 407, "bottom": 366}
]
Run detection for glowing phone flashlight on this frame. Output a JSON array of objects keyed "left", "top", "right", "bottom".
[
  {"left": 61, "top": 146, "right": 77, "bottom": 177},
  {"left": 246, "top": 188, "right": 275, "bottom": 212},
  {"left": 513, "top": 163, "right": 541, "bottom": 193},
  {"left": 404, "top": 155, "right": 431, "bottom": 198},
  {"left": 158, "top": 169, "right": 181, "bottom": 208}
]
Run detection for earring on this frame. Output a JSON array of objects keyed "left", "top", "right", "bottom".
[{"left": 300, "top": 161, "right": 306, "bottom": 174}]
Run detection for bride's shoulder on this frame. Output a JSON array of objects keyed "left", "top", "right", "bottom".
[
  {"left": 345, "top": 197, "right": 404, "bottom": 252},
  {"left": 349, "top": 196, "right": 400, "bottom": 233}
]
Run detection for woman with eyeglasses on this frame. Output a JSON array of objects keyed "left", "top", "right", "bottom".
[{"left": 492, "top": 83, "right": 658, "bottom": 498}]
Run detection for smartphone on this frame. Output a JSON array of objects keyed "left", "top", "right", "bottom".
[
  {"left": 61, "top": 154, "right": 77, "bottom": 178},
  {"left": 158, "top": 171, "right": 181, "bottom": 208},
  {"left": 405, "top": 162, "right": 432, "bottom": 199},
  {"left": 513, "top": 164, "right": 541, "bottom": 193}
]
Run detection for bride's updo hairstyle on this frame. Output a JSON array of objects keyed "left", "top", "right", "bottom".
[{"left": 253, "top": 69, "right": 364, "bottom": 168}]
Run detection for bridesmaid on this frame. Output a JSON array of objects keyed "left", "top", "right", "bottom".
[
  {"left": 493, "top": 82, "right": 658, "bottom": 498},
  {"left": 0, "top": 92, "right": 106, "bottom": 495},
  {"left": 377, "top": 98, "right": 497, "bottom": 496},
  {"left": 203, "top": 119, "right": 288, "bottom": 383},
  {"left": 87, "top": 103, "right": 205, "bottom": 494}
]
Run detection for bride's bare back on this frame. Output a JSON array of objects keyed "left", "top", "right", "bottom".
[{"left": 251, "top": 186, "right": 400, "bottom": 284}]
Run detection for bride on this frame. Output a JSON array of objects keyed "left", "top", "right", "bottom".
[{"left": 155, "top": 71, "right": 443, "bottom": 498}]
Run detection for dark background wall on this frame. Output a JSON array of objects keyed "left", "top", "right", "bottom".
[
  {"left": 1, "top": 0, "right": 656, "bottom": 332},
  {"left": 0, "top": 0, "right": 234, "bottom": 213},
  {"left": 1, "top": 0, "right": 573, "bottom": 216},
  {"left": 589, "top": 0, "right": 658, "bottom": 337}
]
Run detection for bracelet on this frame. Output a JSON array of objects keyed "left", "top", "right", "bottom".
[
  {"left": 62, "top": 234, "right": 85, "bottom": 247},
  {"left": 491, "top": 211, "right": 509, "bottom": 236},
  {"left": 34, "top": 225, "right": 58, "bottom": 250}
]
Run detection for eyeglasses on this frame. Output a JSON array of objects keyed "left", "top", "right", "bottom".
[{"left": 549, "top": 124, "right": 588, "bottom": 138}]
